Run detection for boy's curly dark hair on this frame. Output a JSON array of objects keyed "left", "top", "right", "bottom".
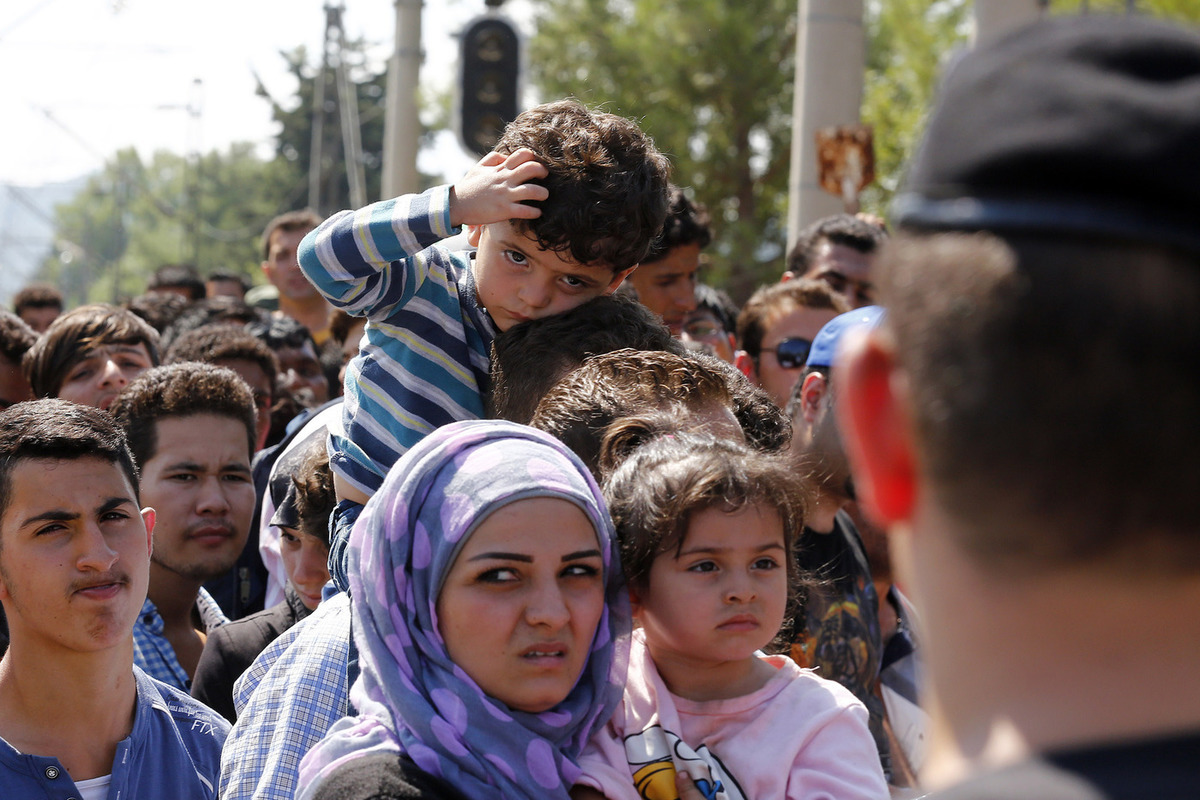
[{"left": 495, "top": 99, "right": 671, "bottom": 271}]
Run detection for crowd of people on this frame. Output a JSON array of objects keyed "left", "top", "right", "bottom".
[{"left": 0, "top": 12, "right": 1197, "bottom": 800}]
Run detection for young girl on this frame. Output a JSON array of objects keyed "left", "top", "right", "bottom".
[{"left": 575, "top": 430, "right": 889, "bottom": 800}]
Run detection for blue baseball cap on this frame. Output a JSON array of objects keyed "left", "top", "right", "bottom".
[{"left": 805, "top": 305, "right": 884, "bottom": 369}]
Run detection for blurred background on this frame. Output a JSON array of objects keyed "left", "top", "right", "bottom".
[{"left": 2, "top": 0, "right": 1196, "bottom": 309}]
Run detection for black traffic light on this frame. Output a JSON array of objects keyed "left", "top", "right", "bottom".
[{"left": 458, "top": 16, "right": 521, "bottom": 157}]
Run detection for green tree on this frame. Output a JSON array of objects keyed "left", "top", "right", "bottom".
[
  {"left": 528, "top": 0, "right": 798, "bottom": 301},
  {"left": 860, "top": 0, "right": 970, "bottom": 217},
  {"left": 526, "top": 0, "right": 976, "bottom": 300},
  {"left": 38, "top": 145, "right": 293, "bottom": 305},
  {"left": 40, "top": 40, "right": 416, "bottom": 305},
  {"left": 1049, "top": 0, "right": 1200, "bottom": 21},
  {"left": 257, "top": 44, "right": 390, "bottom": 217}
]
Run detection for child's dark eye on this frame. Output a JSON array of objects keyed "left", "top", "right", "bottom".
[
  {"left": 505, "top": 250, "right": 527, "bottom": 266},
  {"left": 687, "top": 560, "right": 718, "bottom": 574},
  {"left": 753, "top": 557, "right": 780, "bottom": 571}
]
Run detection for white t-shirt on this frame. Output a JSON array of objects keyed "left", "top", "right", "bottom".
[{"left": 75, "top": 774, "right": 112, "bottom": 800}]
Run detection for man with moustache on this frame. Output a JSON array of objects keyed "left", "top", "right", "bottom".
[
  {"left": 110, "top": 362, "right": 258, "bottom": 691},
  {"left": 0, "top": 399, "right": 227, "bottom": 799}
]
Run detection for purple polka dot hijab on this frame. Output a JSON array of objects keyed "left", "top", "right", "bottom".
[{"left": 297, "top": 420, "right": 631, "bottom": 800}]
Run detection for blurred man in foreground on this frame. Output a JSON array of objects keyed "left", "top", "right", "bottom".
[{"left": 838, "top": 15, "right": 1200, "bottom": 798}]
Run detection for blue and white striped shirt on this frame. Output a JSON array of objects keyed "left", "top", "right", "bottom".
[{"left": 298, "top": 186, "right": 495, "bottom": 497}]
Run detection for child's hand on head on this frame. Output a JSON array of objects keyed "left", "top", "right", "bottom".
[{"left": 449, "top": 148, "right": 550, "bottom": 229}]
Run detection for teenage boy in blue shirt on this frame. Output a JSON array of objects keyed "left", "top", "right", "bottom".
[{"left": 0, "top": 399, "right": 227, "bottom": 799}]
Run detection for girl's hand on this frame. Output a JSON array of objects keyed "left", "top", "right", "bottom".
[{"left": 449, "top": 148, "right": 549, "bottom": 228}]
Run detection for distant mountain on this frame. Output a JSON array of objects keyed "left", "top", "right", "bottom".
[{"left": 0, "top": 176, "right": 89, "bottom": 306}]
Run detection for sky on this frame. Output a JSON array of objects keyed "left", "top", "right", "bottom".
[{"left": 0, "top": 0, "right": 535, "bottom": 190}]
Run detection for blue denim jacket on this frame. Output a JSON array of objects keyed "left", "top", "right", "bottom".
[{"left": 0, "top": 666, "right": 229, "bottom": 799}]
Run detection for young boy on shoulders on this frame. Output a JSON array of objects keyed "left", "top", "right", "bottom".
[{"left": 299, "top": 98, "right": 670, "bottom": 589}]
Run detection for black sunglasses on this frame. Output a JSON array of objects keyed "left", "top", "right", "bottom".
[{"left": 765, "top": 337, "right": 813, "bottom": 369}]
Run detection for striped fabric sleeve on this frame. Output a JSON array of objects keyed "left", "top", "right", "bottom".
[{"left": 297, "top": 186, "right": 456, "bottom": 319}]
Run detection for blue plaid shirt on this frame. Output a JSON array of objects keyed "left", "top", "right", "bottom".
[
  {"left": 132, "top": 587, "right": 228, "bottom": 690},
  {"left": 219, "top": 592, "right": 351, "bottom": 800}
]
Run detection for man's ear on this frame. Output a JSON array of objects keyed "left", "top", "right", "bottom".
[
  {"left": 603, "top": 265, "right": 637, "bottom": 295},
  {"left": 799, "top": 371, "right": 828, "bottom": 426},
  {"left": 835, "top": 329, "right": 916, "bottom": 526},
  {"left": 466, "top": 224, "right": 483, "bottom": 248},
  {"left": 141, "top": 507, "right": 156, "bottom": 556}
]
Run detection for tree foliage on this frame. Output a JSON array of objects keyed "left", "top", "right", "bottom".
[
  {"left": 40, "top": 39, "right": 403, "bottom": 305},
  {"left": 38, "top": 145, "right": 293, "bottom": 306},
  {"left": 258, "top": 43, "right": 390, "bottom": 217},
  {"left": 526, "top": 0, "right": 976, "bottom": 301},
  {"left": 860, "top": 0, "right": 969, "bottom": 217},
  {"left": 1049, "top": 0, "right": 1200, "bottom": 21}
]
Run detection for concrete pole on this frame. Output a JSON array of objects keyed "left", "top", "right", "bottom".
[
  {"left": 786, "top": 0, "right": 865, "bottom": 252},
  {"left": 383, "top": 0, "right": 423, "bottom": 199},
  {"left": 972, "top": 0, "right": 1044, "bottom": 48}
]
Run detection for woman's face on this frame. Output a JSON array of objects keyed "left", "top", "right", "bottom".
[{"left": 436, "top": 496, "right": 605, "bottom": 713}]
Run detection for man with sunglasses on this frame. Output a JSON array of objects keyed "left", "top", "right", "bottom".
[
  {"left": 784, "top": 306, "right": 894, "bottom": 784},
  {"left": 735, "top": 278, "right": 846, "bottom": 408}
]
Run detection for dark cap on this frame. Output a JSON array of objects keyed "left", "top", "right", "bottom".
[{"left": 892, "top": 14, "right": 1200, "bottom": 254}]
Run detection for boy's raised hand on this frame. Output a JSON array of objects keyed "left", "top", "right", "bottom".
[{"left": 449, "top": 148, "right": 550, "bottom": 229}]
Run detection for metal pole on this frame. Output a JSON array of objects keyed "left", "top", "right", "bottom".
[
  {"left": 188, "top": 78, "right": 203, "bottom": 267},
  {"left": 786, "top": 0, "right": 865, "bottom": 250},
  {"left": 383, "top": 0, "right": 423, "bottom": 199},
  {"left": 333, "top": 6, "right": 368, "bottom": 208},
  {"left": 309, "top": 6, "right": 335, "bottom": 212}
]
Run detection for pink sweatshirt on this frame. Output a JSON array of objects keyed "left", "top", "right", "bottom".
[{"left": 577, "top": 630, "right": 889, "bottom": 800}]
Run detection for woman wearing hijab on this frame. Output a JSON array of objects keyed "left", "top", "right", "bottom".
[{"left": 296, "top": 419, "right": 632, "bottom": 800}]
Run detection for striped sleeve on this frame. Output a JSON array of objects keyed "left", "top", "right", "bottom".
[{"left": 297, "top": 186, "right": 457, "bottom": 319}]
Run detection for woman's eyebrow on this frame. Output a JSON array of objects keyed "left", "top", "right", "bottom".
[
  {"left": 465, "top": 549, "right": 602, "bottom": 563},
  {"left": 468, "top": 551, "right": 532, "bottom": 563}
]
